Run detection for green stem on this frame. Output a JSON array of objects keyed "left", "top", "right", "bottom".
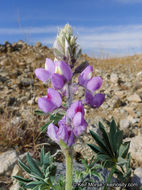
[
  {"left": 104, "top": 166, "right": 115, "bottom": 190},
  {"left": 65, "top": 148, "right": 73, "bottom": 190}
]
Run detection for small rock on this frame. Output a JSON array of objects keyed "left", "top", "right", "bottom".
[
  {"left": 28, "top": 97, "right": 35, "bottom": 105},
  {"left": 35, "top": 41, "right": 42, "bottom": 48},
  {"left": 127, "top": 94, "right": 141, "bottom": 102},
  {"left": 119, "top": 119, "right": 130, "bottom": 133},
  {"left": 125, "top": 135, "right": 142, "bottom": 167},
  {"left": 0, "top": 150, "right": 17, "bottom": 175},
  {"left": 18, "top": 79, "right": 34, "bottom": 89},
  {"left": 110, "top": 73, "right": 118, "bottom": 83},
  {"left": 11, "top": 164, "right": 21, "bottom": 177},
  {"left": 10, "top": 182, "right": 20, "bottom": 190},
  {"left": 137, "top": 71, "right": 142, "bottom": 76},
  {"left": 8, "top": 97, "right": 16, "bottom": 106},
  {"left": 132, "top": 167, "right": 142, "bottom": 188}
]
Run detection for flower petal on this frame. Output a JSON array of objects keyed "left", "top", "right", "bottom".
[
  {"left": 67, "top": 130, "right": 75, "bottom": 146},
  {"left": 45, "top": 58, "right": 55, "bottom": 74},
  {"left": 85, "top": 90, "right": 94, "bottom": 105},
  {"left": 93, "top": 93, "right": 105, "bottom": 108},
  {"left": 38, "top": 96, "right": 56, "bottom": 113},
  {"left": 74, "top": 120, "right": 88, "bottom": 137},
  {"left": 55, "top": 61, "right": 72, "bottom": 81},
  {"left": 73, "top": 112, "right": 83, "bottom": 127},
  {"left": 51, "top": 73, "right": 65, "bottom": 89},
  {"left": 78, "top": 66, "right": 93, "bottom": 86},
  {"left": 47, "top": 123, "right": 58, "bottom": 142},
  {"left": 57, "top": 125, "right": 68, "bottom": 144},
  {"left": 48, "top": 88, "right": 62, "bottom": 107},
  {"left": 85, "top": 91, "right": 105, "bottom": 108},
  {"left": 87, "top": 76, "right": 103, "bottom": 92},
  {"left": 67, "top": 101, "right": 84, "bottom": 119},
  {"left": 35, "top": 68, "right": 51, "bottom": 82}
]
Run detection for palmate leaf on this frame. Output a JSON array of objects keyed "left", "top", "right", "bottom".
[
  {"left": 18, "top": 159, "right": 31, "bottom": 174},
  {"left": 99, "top": 122, "right": 114, "bottom": 157},
  {"left": 25, "top": 181, "right": 45, "bottom": 188},
  {"left": 40, "top": 146, "right": 45, "bottom": 166},
  {"left": 26, "top": 153, "right": 43, "bottom": 178},
  {"left": 115, "top": 130, "right": 123, "bottom": 153},
  {"left": 117, "top": 157, "right": 128, "bottom": 166},
  {"left": 35, "top": 110, "right": 46, "bottom": 115},
  {"left": 119, "top": 141, "right": 130, "bottom": 158},
  {"left": 13, "top": 176, "right": 32, "bottom": 183},
  {"left": 109, "top": 119, "right": 117, "bottom": 155},
  {"left": 89, "top": 130, "right": 110, "bottom": 155},
  {"left": 87, "top": 144, "right": 102, "bottom": 154},
  {"left": 41, "top": 122, "right": 51, "bottom": 133}
]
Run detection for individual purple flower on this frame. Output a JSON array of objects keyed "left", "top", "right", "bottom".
[
  {"left": 38, "top": 88, "right": 62, "bottom": 113},
  {"left": 85, "top": 90, "right": 105, "bottom": 108},
  {"left": 67, "top": 101, "right": 85, "bottom": 119},
  {"left": 66, "top": 101, "right": 88, "bottom": 137},
  {"left": 78, "top": 65, "right": 93, "bottom": 87},
  {"left": 78, "top": 65, "right": 103, "bottom": 93},
  {"left": 35, "top": 58, "right": 72, "bottom": 89},
  {"left": 47, "top": 122, "right": 74, "bottom": 147}
]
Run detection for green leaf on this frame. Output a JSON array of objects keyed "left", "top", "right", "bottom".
[
  {"left": 88, "top": 144, "right": 102, "bottom": 154},
  {"left": 40, "top": 147, "right": 45, "bottom": 165},
  {"left": 41, "top": 122, "right": 51, "bottom": 133},
  {"left": 119, "top": 141, "right": 130, "bottom": 158},
  {"left": 26, "top": 153, "right": 43, "bottom": 178},
  {"left": 89, "top": 130, "right": 109, "bottom": 154},
  {"left": 109, "top": 120, "right": 117, "bottom": 156},
  {"left": 110, "top": 119, "right": 117, "bottom": 133},
  {"left": 117, "top": 157, "right": 128, "bottom": 165},
  {"left": 92, "top": 171, "right": 104, "bottom": 181},
  {"left": 97, "top": 154, "right": 112, "bottom": 161},
  {"left": 25, "top": 181, "right": 44, "bottom": 188},
  {"left": 13, "top": 176, "right": 32, "bottom": 183},
  {"left": 115, "top": 130, "right": 123, "bottom": 155},
  {"left": 99, "top": 122, "right": 114, "bottom": 157},
  {"left": 18, "top": 159, "right": 31, "bottom": 174},
  {"left": 35, "top": 110, "right": 46, "bottom": 115}
]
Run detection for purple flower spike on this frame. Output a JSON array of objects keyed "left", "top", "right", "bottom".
[
  {"left": 87, "top": 76, "right": 103, "bottom": 92},
  {"left": 67, "top": 101, "right": 85, "bottom": 119},
  {"left": 35, "top": 68, "right": 51, "bottom": 82},
  {"left": 85, "top": 90, "right": 105, "bottom": 108},
  {"left": 78, "top": 66, "right": 93, "bottom": 87},
  {"left": 38, "top": 88, "right": 62, "bottom": 113}
]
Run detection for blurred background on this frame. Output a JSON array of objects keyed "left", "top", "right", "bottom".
[{"left": 1, "top": 0, "right": 142, "bottom": 57}]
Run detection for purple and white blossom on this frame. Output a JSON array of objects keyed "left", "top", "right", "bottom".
[
  {"left": 66, "top": 101, "right": 88, "bottom": 137},
  {"left": 78, "top": 65, "right": 105, "bottom": 108},
  {"left": 35, "top": 58, "right": 72, "bottom": 89},
  {"left": 38, "top": 88, "right": 62, "bottom": 113},
  {"left": 85, "top": 90, "right": 105, "bottom": 108},
  {"left": 47, "top": 122, "right": 75, "bottom": 147}
]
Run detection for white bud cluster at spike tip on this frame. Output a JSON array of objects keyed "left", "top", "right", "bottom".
[{"left": 53, "top": 24, "right": 82, "bottom": 65}]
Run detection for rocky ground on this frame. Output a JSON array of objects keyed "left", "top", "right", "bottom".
[{"left": 0, "top": 41, "right": 142, "bottom": 189}]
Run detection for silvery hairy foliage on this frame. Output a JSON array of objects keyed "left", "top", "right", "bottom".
[{"left": 53, "top": 24, "right": 81, "bottom": 67}]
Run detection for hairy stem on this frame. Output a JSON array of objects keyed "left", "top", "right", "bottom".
[{"left": 65, "top": 148, "right": 73, "bottom": 190}]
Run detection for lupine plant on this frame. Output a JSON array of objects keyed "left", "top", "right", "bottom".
[
  {"left": 35, "top": 24, "right": 104, "bottom": 190},
  {"left": 14, "top": 24, "right": 105, "bottom": 190}
]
